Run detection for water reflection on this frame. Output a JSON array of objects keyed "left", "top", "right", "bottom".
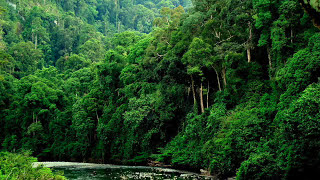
[{"left": 35, "top": 162, "right": 214, "bottom": 180}]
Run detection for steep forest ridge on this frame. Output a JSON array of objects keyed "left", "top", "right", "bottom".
[{"left": 1, "top": 0, "right": 320, "bottom": 179}]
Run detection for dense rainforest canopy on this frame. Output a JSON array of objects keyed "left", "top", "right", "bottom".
[{"left": 1, "top": 0, "right": 320, "bottom": 179}]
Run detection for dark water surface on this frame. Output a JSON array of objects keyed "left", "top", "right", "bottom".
[{"left": 34, "top": 162, "right": 214, "bottom": 180}]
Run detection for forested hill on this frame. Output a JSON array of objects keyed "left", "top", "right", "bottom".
[
  {"left": 4, "top": 0, "right": 192, "bottom": 34},
  {"left": 1, "top": 0, "right": 320, "bottom": 179}
]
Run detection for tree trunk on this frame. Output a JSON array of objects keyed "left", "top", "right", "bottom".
[
  {"left": 96, "top": 111, "right": 100, "bottom": 123},
  {"left": 95, "top": 111, "right": 99, "bottom": 141},
  {"left": 104, "top": 22, "right": 108, "bottom": 35},
  {"left": 212, "top": 65, "right": 222, "bottom": 91},
  {"left": 102, "top": 151, "right": 105, "bottom": 164},
  {"left": 267, "top": 47, "right": 273, "bottom": 79},
  {"left": 247, "top": 22, "right": 252, "bottom": 63},
  {"left": 115, "top": 0, "right": 120, "bottom": 33},
  {"left": 222, "top": 67, "right": 227, "bottom": 87},
  {"left": 247, "top": 48, "right": 251, "bottom": 63},
  {"left": 267, "top": 47, "right": 272, "bottom": 69},
  {"left": 35, "top": 34, "right": 38, "bottom": 49},
  {"left": 191, "top": 75, "right": 197, "bottom": 110},
  {"left": 32, "top": 32, "right": 34, "bottom": 44},
  {"left": 200, "top": 83, "right": 204, "bottom": 113},
  {"left": 291, "top": 27, "right": 293, "bottom": 43},
  {"left": 207, "top": 81, "right": 209, "bottom": 108}
]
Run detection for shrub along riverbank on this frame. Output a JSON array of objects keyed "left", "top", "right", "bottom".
[{"left": 0, "top": 152, "right": 66, "bottom": 180}]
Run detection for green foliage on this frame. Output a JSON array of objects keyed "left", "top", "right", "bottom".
[
  {"left": 9, "top": 41, "right": 44, "bottom": 77},
  {"left": 275, "top": 83, "right": 320, "bottom": 179},
  {"left": 79, "top": 38, "right": 106, "bottom": 62},
  {"left": 56, "top": 54, "right": 90, "bottom": 72},
  {"left": 0, "top": 151, "right": 66, "bottom": 180},
  {"left": 236, "top": 152, "right": 278, "bottom": 180},
  {"left": 182, "top": 37, "right": 211, "bottom": 76},
  {"left": 276, "top": 33, "right": 320, "bottom": 109},
  {"left": 162, "top": 103, "right": 226, "bottom": 169},
  {"left": 1, "top": 0, "right": 320, "bottom": 179}
]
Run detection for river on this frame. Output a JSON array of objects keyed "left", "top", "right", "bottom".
[{"left": 33, "top": 162, "right": 214, "bottom": 179}]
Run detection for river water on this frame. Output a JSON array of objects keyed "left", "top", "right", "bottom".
[{"left": 33, "top": 162, "right": 214, "bottom": 179}]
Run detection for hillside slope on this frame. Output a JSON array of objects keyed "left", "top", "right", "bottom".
[{"left": 1, "top": 0, "right": 320, "bottom": 179}]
